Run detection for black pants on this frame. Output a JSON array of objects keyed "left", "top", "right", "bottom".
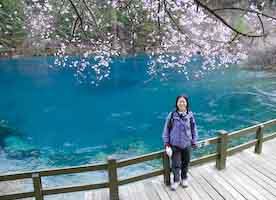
[{"left": 171, "top": 146, "right": 191, "bottom": 182}]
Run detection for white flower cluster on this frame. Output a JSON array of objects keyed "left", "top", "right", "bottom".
[{"left": 21, "top": 0, "right": 276, "bottom": 84}]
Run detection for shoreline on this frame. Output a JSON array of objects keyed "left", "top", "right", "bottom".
[{"left": 1, "top": 47, "right": 276, "bottom": 72}]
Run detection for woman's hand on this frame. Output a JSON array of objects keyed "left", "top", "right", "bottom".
[{"left": 191, "top": 142, "right": 198, "bottom": 149}]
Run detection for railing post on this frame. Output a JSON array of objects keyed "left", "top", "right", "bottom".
[
  {"left": 216, "top": 130, "right": 228, "bottom": 170},
  {"left": 162, "top": 152, "right": 171, "bottom": 186},
  {"left": 32, "top": 173, "right": 43, "bottom": 200},
  {"left": 108, "top": 157, "right": 119, "bottom": 200},
  {"left": 255, "top": 125, "right": 264, "bottom": 154}
]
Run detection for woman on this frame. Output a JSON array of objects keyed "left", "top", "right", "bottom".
[{"left": 162, "top": 95, "right": 198, "bottom": 190}]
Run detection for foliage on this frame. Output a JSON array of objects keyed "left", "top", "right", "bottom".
[{"left": 0, "top": 0, "right": 26, "bottom": 48}]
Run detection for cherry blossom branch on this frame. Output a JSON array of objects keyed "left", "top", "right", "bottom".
[
  {"left": 257, "top": 14, "right": 265, "bottom": 38},
  {"left": 67, "top": 0, "right": 88, "bottom": 38},
  {"left": 82, "top": 0, "right": 99, "bottom": 30},
  {"left": 72, "top": 17, "right": 80, "bottom": 37},
  {"left": 194, "top": 0, "right": 266, "bottom": 38},
  {"left": 164, "top": 0, "right": 203, "bottom": 49},
  {"left": 212, "top": 7, "right": 276, "bottom": 21}
]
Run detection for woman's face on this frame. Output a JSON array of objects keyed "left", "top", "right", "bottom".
[{"left": 177, "top": 97, "right": 187, "bottom": 112}]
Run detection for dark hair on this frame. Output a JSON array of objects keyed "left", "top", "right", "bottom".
[{"left": 175, "top": 95, "right": 189, "bottom": 114}]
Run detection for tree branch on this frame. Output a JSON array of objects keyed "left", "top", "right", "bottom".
[
  {"left": 212, "top": 7, "right": 276, "bottom": 21},
  {"left": 164, "top": 0, "right": 203, "bottom": 49},
  {"left": 257, "top": 14, "right": 265, "bottom": 42},
  {"left": 82, "top": 0, "right": 99, "bottom": 29},
  {"left": 194, "top": 0, "right": 266, "bottom": 38},
  {"left": 67, "top": 0, "right": 88, "bottom": 39}
]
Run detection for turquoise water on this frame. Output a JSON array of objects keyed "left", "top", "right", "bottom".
[{"left": 0, "top": 56, "right": 276, "bottom": 175}]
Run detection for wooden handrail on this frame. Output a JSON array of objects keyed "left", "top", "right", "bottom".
[
  {"left": 228, "top": 119, "right": 276, "bottom": 138},
  {"left": 118, "top": 169, "right": 164, "bottom": 185},
  {"left": 0, "top": 118, "right": 276, "bottom": 200},
  {"left": 117, "top": 150, "right": 163, "bottom": 168},
  {"left": 42, "top": 182, "right": 109, "bottom": 196},
  {"left": 0, "top": 192, "right": 35, "bottom": 200},
  {"left": 0, "top": 162, "right": 108, "bottom": 181}
]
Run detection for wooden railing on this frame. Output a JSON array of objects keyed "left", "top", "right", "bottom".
[{"left": 1, "top": 119, "right": 276, "bottom": 200}]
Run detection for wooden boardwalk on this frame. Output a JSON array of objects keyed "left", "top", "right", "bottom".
[{"left": 86, "top": 138, "right": 276, "bottom": 200}]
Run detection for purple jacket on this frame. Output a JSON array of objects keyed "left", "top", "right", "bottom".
[{"left": 162, "top": 111, "right": 198, "bottom": 149}]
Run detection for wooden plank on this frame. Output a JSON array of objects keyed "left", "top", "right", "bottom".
[
  {"left": 126, "top": 183, "right": 147, "bottom": 200},
  {"left": 228, "top": 119, "right": 276, "bottom": 139},
  {"left": 135, "top": 182, "right": 152, "bottom": 200},
  {"left": 142, "top": 181, "right": 161, "bottom": 200},
  {"left": 118, "top": 169, "right": 164, "bottom": 185},
  {"left": 117, "top": 137, "right": 218, "bottom": 168},
  {"left": 263, "top": 132, "right": 276, "bottom": 143},
  {"left": 215, "top": 167, "right": 258, "bottom": 200},
  {"left": 108, "top": 157, "right": 119, "bottom": 200},
  {"left": 193, "top": 166, "right": 237, "bottom": 200},
  {"left": 159, "top": 180, "right": 182, "bottom": 200},
  {"left": 262, "top": 119, "right": 276, "bottom": 129},
  {"left": 99, "top": 189, "right": 109, "bottom": 200},
  {"left": 94, "top": 189, "right": 102, "bottom": 200},
  {"left": 227, "top": 164, "right": 275, "bottom": 200},
  {"left": 221, "top": 165, "right": 261, "bottom": 200},
  {"left": 216, "top": 130, "right": 228, "bottom": 170},
  {"left": 40, "top": 163, "right": 108, "bottom": 177},
  {"left": 227, "top": 140, "right": 257, "bottom": 156},
  {"left": 197, "top": 136, "right": 219, "bottom": 145},
  {"left": 181, "top": 179, "right": 202, "bottom": 200},
  {"left": 189, "top": 168, "right": 224, "bottom": 200},
  {"left": 42, "top": 182, "right": 109, "bottom": 195},
  {"left": 228, "top": 126, "right": 258, "bottom": 139},
  {"left": 260, "top": 149, "right": 276, "bottom": 163},
  {"left": 175, "top": 183, "right": 191, "bottom": 200},
  {"left": 162, "top": 152, "right": 171, "bottom": 186},
  {"left": 186, "top": 171, "right": 213, "bottom": 200},
  {"left": 0, "top": 173, "right": 32, "bottom": 182},
  {"left": 151, "top": 180, "right": 173, "bottom": 200},
  {"left": 118, "top": 185, "right": 131, "bottom": 200},
  {"left": 254, "top": 125, "right": 264, "bottom": 154},
  {"left": 237, "top": 154, "right": 276, "bottom": 183},
  {"left": 0, "top": 163, "right": 108, "bottom": 181},
  {"left": 236, "top": 153, "right": 276, "bottom": 180},
  {"left": 126, "top": 184, "right": 138, "bottom": 200},
  {"left": 203, "top": 166, "right": 246, "bottom": 200},
  {"left": 84, "top": 190, "right": 95, "bottom": 200},
  {"left": 240, "top": 151, "right": 276, "bottom": 176},
  {"left": 32, "top": 173, "right": 44, "bottom": 200},
  {"left": 117, "top": 151, "right": 163, "bottom": 168},
  {"left": 190, "top": 153, "right": 218, "bottom": 167},
  {"left": 230, "top": 157, "right": 276, "bottom": 197},
  {"left": 258, "top": 140, "right": 276, "bottom": 158},
  {"left": 0, "top": 192, "right": 35, "bottom": 200}
]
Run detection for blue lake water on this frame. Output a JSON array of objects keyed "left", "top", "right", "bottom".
[{"left": 0, "top": 55, "right": 276, "bottom": 179}]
